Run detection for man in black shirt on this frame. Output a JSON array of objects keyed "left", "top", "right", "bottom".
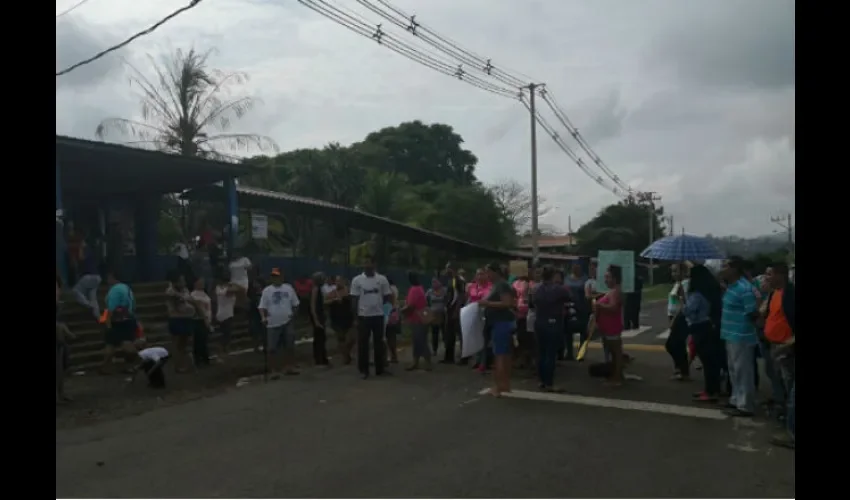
[
  {"left": 533, "top": 266, "right": 572, "bottom": 391},
  {"left": 442, "top": 262, "right": 467, "bottom": 364}
]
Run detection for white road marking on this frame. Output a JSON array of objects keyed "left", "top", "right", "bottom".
[
  {"left": 621, "top": 326, "right": 652, "bottom": 338},
  {"left": 477, "top": 388, "right": 728, "bottom": 420},
  {"left": 656, "top": 329, "right": 670, "bottom": 339}
]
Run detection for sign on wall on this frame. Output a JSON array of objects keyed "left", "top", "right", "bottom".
[
  {"left": 251, "top": 213, "right": 268, "bottom": 239},
  {"left": 509, "top": 260, "right": 529, "bottom": 278}
]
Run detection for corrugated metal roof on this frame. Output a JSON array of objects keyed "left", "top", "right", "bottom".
[
  {"left": 182, "top": 185, "right": 517, "bottom": 259},
  {"left": 56, "top": 135, "right": 255, "bottom": 196},
  {"left": 517, "top": 235, "right": 577, "bottom": 248}
]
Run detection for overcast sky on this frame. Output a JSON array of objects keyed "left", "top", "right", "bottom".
[{"left": 56, "top": 0, "right": 795, "bottom": 238}]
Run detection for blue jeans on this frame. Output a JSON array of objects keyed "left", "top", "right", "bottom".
[
  {"left": 536, "top": 318, "right": 562, "bottom": 387},
  {"left": 786, "top": 381, "right": 795, "bottom": 440},
  {"left": 726, "top": 342, "right": 757, "bottom": 413}
]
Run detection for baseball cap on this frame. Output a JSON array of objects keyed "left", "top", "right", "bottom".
[{"left": 270, "top": 268, "right": 281, "bottom": 276}]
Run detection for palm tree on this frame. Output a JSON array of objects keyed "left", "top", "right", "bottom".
[{"left": 96, "top": 48, "right": 278, "bottom": 159}]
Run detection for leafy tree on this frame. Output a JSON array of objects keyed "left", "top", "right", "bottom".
[
  {"left": 242, "top": 121, "right": 515, "bottom": 269},
  {"left": 360, "top": 121, "right": 478, "bottom": 185},
  {"left": 96, "top": 48, "right": 277, "bottom": 159},
  {"left": 575, "top": 194, "right": 665, "bottom": 256}
]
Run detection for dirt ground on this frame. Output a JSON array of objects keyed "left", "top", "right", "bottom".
[{"left": 57, "top": 334, "right": 413, "bottom": 429}]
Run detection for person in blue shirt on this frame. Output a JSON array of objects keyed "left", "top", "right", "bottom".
[
  {"left": 101, "top": 271, "right": 138, "bottom": 373},
  {"left": 685, "top": 265, "right": 724, "bottom": 403},
  {"left": 720, "top": 256, "right": 760, "bottom": 417}
]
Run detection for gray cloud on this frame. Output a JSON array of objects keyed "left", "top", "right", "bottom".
[
  {"left": 55, "top": 0, "right": 794, "bottom": 238},
  {"left": 646, "top": 0, "right": 795, "bottom": 91},
  {"left": 55, "top": 17, "right": 123, "bottom": 89}
]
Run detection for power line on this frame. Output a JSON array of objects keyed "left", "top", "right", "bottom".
[
  {"left": 56, "top": 0, "right": 94, "bottom": 19},
  {"left": 371, "top": 0, "right": 537, "bottom": 86},
  {"left": 298, "top": 0, "right": 519, "bottom": 99},
  {"left": 354, "top": 0, "right": 526, "bottom": 89},
  {"left": 371, "top": 0, "right": 632, "bottom": 194},
  {"left": 539, "top": 90, "right": 632, "bottom": 193},
  {"left": 520, "top": 92, "right": 623, "bottom": 197},
  {"left": 56, "top": 0, "right": 204, "bottom": 77},
  {"left": 301, "top": 0, "right": 632, "bottom": 202}
]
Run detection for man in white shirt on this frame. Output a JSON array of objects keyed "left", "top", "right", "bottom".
[
  {"left": 350, "top": 256, "right": 393, "bottom": 379},
  {"left": 132, "top": 346, "right": 170, "bottom": 388},
  {"left": 259, "top": 268, "right": 300, "bottom": 377}
]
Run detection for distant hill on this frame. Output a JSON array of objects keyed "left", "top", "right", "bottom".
[{"left": 704, "top": 233, "right": 791, "bottom": 257}]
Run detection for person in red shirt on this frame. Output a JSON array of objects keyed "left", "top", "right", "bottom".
[
  {"left": 402, "top": 272, "right": 431, "bottom": 372},
  {"left": 294, "top": 275, "right": 314, "bottom": 318}
]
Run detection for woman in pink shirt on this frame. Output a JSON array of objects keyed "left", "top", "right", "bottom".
[
  {"left": 466, "top": 269, "right": 492, "bottom": 304},
  {"left": 466, "top": 269, "right": 493, "bottom": 372},
  {"left": 594, "top": 265, "right": 625, "bottom": 386},
  {"left": 401, "top": 272, "right": 431, "bottom": 371},
  {"left": 513, "top": 276, "right": 534, "bottom": 369}
]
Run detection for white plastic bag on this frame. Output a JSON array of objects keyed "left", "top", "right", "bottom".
[{"left": 460, "top": 302, "right": 485, "bottom": 358}]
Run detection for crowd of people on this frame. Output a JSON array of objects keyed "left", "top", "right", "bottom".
[
  {"left": 662, "top": 257, "right": 796, "bottom": 449},
  {"left": 57, "top": 240, "right": 795, "bottom": 450}
]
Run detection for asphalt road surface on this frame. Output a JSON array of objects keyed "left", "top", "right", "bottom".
[{"left": 56, "top": 349, "right": 794, "bottom": 498}]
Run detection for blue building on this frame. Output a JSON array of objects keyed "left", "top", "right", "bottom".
[{"left": 55, "top": 135, "right": 248, "bottom": 285}]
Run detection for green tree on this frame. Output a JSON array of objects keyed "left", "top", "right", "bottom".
[
  {"left": 575, "top": 193, "right": 665, "bottom": 256},
  {"left": 96, "top": 48, "right": 278, "bottom": 159},
  {"left": 360, "top": 121, "right": 478, "bottom": 185},
  {"left": 241, "top": 121, "right": 516, "bottom": 268}
]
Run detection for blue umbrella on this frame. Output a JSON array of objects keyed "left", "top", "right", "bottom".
[{"left": 640, "top": 234, "right": 725, "bottom": 261}]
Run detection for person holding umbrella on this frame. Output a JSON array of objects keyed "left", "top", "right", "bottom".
[{"left": 640, "top": 234, "right": 726, "bottom": 381}]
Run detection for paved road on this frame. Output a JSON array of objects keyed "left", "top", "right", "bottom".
[{"left": 56, "top": 350, "right": 794, "bottom": 498}]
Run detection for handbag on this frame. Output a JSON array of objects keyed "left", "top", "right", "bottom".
[{"left": 418, "top": 308, "right": 434, "bottom": 324}]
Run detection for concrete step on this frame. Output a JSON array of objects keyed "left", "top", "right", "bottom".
[{"left": 60, "top": 302, "right": 165, "bottom": 322}]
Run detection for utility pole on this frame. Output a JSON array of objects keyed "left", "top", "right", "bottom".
[
  {"left": 666, "top": 215, "right": 674, "bottom": 236},
  {"left": 526, "top": 82, "right": 543, "bottom": 265},
  {"left": 770, "top": 213, "right": 794, "bottom": 263},
  {"left": 643, "top": 191, "right": 662, "bottom": 285}
]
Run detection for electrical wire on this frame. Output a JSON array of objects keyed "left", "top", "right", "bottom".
[
  {"left": 539, "top": 90, "right": 631, "bottom": 192},
  {"left": 303, "top": 0, "right": 631, "bottom": 198},
  {"left": 521, "top": 94, "right": 624, "bottom": 198},
  {"left": 372, "top": 0, "right": 536, "bottom": 87},
  {"left": 56, "top": 0, "right": 95, "bottom": 19},
  {"left": 354, "top": 0, "right": 525, "bottom": 89},
  {"left": 56, "top": 0, "right": 204, "bottom": 77},
  {"left": 307, "top": 0, "right": 518, "bottom": 98},
  {"left": 372, "top": 0, "right": 632, "bottom": 194},
  {"left": 300, "top": 0, "right": 520, "bottom": 100}
]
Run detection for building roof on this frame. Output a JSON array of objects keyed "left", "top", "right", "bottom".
[
  {"left": 517, "top": 235, "right": 577, "bottom": 249},
  {"left": 510, "top": 250, "right": 584, "bottom": 262},
  {"left": 56, "top": 135, "right": 255, "bottom": 197},
  {"left": 181, "top": 184, "right": 515, "bottom": 259}
]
